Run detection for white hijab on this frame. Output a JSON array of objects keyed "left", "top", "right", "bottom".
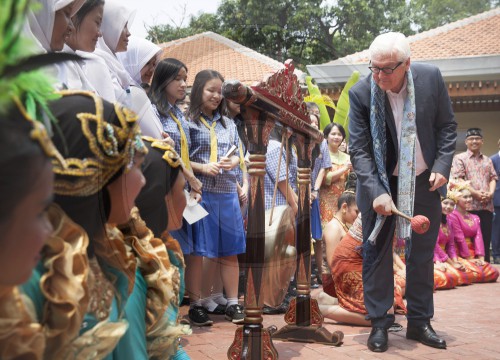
[
  {"left": 117, "top": 36, "right": 162, "bottom": 87},
  {"left": 27, "top": 0, "right": 85, "bottom": 52},
  {"left": 95, "top": 0, "right": 136, "bottom": 90}
]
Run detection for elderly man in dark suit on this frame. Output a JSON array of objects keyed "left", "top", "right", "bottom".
[{"left": 348, "top": 32, "right": 457, "bottom": 353}]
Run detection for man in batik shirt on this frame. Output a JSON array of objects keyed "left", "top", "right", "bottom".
[{"left": 451, "top": 128, "right": 498, "bottom": 263}]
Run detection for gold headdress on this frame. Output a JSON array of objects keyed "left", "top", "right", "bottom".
[
  {"left": 446, "top": 179, "right": 471, "bottom": 202},
  {"left": 52, "top": 90, "right": 148, "bottom": 196},
  {"left": 142, "top": 136, "right": 182, "bottom": 169}
]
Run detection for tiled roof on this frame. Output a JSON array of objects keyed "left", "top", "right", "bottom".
[
  {"left": 159, "top": 32, "right": 287, "bottom": 86},
  {"left": 328, "top": 7, "right": 500, "bottom": 65}
]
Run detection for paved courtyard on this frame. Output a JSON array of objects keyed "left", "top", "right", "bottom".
[{"left": 180, "top": 264, "right": 500, "bottom": 359}]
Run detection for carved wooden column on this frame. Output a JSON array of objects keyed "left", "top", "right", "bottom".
[
  {"left": 226, "top": 96, "right": 278, "bottom": 360},
  {"left": 272, "top": 134, "right": 344, "bottom": 345},
  {"left": 224, "top": 60, "right": 343, "bottom": 359}
]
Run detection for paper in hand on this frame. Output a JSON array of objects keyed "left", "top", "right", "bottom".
[
  {"left": 224, "top": 145, "right": 238, "bottom": 158},
  {"left": 183, "top": 190, "right": 208, "bottom": 224}
]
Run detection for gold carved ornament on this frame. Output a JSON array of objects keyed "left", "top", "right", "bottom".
[{"left": 51, "top": 90, "right": 148, "bottom": 197}]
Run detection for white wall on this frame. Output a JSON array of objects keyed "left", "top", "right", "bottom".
[{"left": 454, "top": 111, "right": 500, "bottom": 156}]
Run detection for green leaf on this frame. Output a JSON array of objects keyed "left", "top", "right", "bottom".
[
  {"left": 333, "top": 70, "right": 360, "bottom": 142},
  {"left": 305, "top": 76, "right": 331, "bottom": 130}
]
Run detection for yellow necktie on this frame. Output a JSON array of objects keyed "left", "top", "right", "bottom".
[
  {"left": 238, "top": 141, "right": 246, "bottom": 172},
  {"left": 168, "top": 111, "right": 191, "bottom": 171},
  {"left": 199, "top": 115, "right": 218, "bottom": 163}
]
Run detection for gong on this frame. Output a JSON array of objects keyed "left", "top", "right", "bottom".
[{"left": 262, "top": 205, "right": 297, "bottom": 307}]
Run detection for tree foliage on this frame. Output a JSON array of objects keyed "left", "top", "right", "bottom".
[
  {"left": 410, "top": 0, "right": 498, "bottom": 32},
  {"left": 146, "top": 0, "right": 499, "bottom": 66}
]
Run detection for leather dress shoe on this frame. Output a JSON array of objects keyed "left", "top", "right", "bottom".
[
  {"left": 367, "top": 327, "right": 388, "bottom": 352},
  {"left": 406, "top": 324, "right": 446, "bottom": 349}
]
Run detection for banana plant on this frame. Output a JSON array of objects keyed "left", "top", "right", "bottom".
[
  {"left": 333, "top": 71, "right": 360, "bottom": 143},
  {"left": 305, "top": 76, "right": 333, "bottom": 130}
]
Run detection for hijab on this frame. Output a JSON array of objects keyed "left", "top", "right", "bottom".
[
  {"left": 94, "top": 0, "right": 135, "bottom": 90},
  {"left": 117, "top": 36, "right": 162, "bottom": 87},
  {"left": 27, "top": 0, "right": 85, "bottom": 52}
]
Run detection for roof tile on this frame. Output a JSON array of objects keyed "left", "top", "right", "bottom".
[
  {"left": 159, "top": 32, "right": 287, "bottom": 86},
  {"left": 328, "top": 7, "right": 500, "bottom": 64}
]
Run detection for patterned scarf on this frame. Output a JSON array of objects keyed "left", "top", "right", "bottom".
[{"left": 369, "top": 69, "right": 416, "bottom": 258}]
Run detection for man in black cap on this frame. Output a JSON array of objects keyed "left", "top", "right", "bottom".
[{"left": 451, "top": 128, "right": 498, "bottom": 262}]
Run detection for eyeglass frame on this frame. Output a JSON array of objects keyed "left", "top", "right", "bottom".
[{"left": 368, "top": 61, "right": 403, "bottom": 75}]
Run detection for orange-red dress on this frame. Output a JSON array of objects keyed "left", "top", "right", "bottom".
[
  {"left": 326, "top": 233, "right": 406, "bottom": 315},
  {"left": 319, "top": 150, "right": 350, "bottom": 228}
]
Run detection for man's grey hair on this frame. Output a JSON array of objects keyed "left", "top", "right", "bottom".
[{"left": 369, "top": 32, "right": 411, "bottom": 62}]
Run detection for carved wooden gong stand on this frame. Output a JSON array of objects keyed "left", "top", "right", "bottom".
[{"left": 223, "top": 60, "right": 344, "bottom": 360}]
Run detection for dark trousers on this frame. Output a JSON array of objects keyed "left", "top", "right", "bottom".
[
  {"left": 361, "top": 171, "right": 441, "bottom": 328},
  {"left": 470, "top": 209, "right": 493, "bottom": 263},
  {"left": 492, "top": 207, "right": 500, "bottom": 259}
]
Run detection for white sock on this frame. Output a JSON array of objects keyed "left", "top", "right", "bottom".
[
  {"left": 201, "top": 298, "right": 218, "bottom": 312},
  {"left": 226, "top": 297, "right": 239, "bottom": 307},
  {"left": 211, "top": 293, "right": 227, "bottom": 306},
  {"left": 190, "top": 300, "right": 202, "bottom": 309}
]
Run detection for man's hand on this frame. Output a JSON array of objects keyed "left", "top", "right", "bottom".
[
  {"left": 479, "top": 190, "right": 493, "bottom": 203},
  {"left": 373, "top": 193, "right": 392, "bottom": 216},
  {"left": 429, "top": 172, "right": 447, "bottom": 191}
]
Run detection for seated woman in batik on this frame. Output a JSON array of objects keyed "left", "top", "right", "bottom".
[{"left": 317, "top": 191, "right": 406, "bottom": 326}]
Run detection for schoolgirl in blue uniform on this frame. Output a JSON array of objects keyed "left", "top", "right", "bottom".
[
  {"left": 148, "top": 58, "right": 209, "bottom": 326},
  {"left": 188, "top": 70, "right": 246, "bottom": 324},
  {"left": 309, "top": 113, "right": 332, "bottom": 284}
]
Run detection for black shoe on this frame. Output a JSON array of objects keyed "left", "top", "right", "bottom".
[
  {"left": 207, "top": 304, "right": 226, "bottom": 315},
  {"left": 310, "top": 279, "right": 320, "bottom": 289},
  {"left": 367, "top": 327, "right": 388, "bottom": 352},
  {"left": 180, "top": 296, "right": 190, "bottom": 307},
  {"left": 188, "top": 306, "right": 213, "bottom": 326},
  {"left": 225, "top": 304, "right": 245, "bottom": 324},
  {"left": 262, "top": 305, "right": 286, "bottom": 315},
  {"left": 406, "top": 324, "right": 446, "bottom": 349},
  {"left": 388, "top": 322, "right": 403, "bottom": 333}
]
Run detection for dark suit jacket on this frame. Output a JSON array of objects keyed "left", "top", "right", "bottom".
[
  {"left": 348, "top": 63, "right": 457, "bottom": 215},
  {"left": 491, "top": 153, "right": 500, "bottom": 207}
]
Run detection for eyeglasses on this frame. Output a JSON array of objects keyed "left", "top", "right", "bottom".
[
  {"left": 466, "top": 136, "right": 483, "bottom": 142},
  {"left": 368, "top": 61, "right": 403, "bottom": 74}
]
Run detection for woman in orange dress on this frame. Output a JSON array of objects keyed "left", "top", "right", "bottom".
[
  {"left": 317, "top": 194, "right": 406, "bottom": 326},
  {"left": 319, "top": 122, "right": 352, "bottom": 228}
]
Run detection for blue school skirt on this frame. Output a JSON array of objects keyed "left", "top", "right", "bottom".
[
  {"left": 192, "top": 192, "right": 246, "bottom": 258},
  {"left": 171, "top": 219, "right": 194, "bottom": 255},
  {"left": 311, "top": 198, "right": 322, "bottom": 240}
]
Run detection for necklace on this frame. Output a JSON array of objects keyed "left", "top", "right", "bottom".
[{"left": 333, "top": 215, "right": 350, "bottom": 232}]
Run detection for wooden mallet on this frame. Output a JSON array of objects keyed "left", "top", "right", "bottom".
[{"left": 391, "top": 204, "right": 430, "bottom": 234}]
